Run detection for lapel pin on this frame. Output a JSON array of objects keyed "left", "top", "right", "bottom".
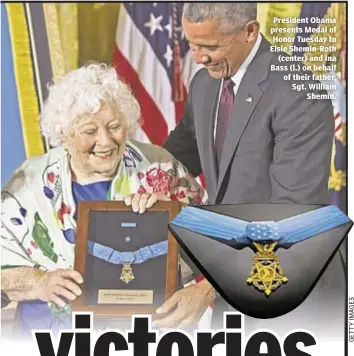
[{"left": 246, "top": 96, "right": 253, "bottom": 103}]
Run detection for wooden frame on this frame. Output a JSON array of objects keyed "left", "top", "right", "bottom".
[{"left": 73, "top": 201, "right": 180, "bottom": 316}]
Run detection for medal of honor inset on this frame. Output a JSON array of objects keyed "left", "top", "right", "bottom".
[{"left": 168, "top": 204, "right": 352, "bottom": 318}]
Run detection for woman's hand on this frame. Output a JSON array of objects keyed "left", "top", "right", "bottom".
[
  {"left": 27, "top": 269, "right": 83, "bottom": 308},
  {"left": 124, "top": 193, "right": 169, "bottom": 214},
  {"left": 153, "top": 279, "right": 216, "bottom": 329}
]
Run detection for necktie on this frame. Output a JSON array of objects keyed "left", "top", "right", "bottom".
[{"left": 215, "top": 79, "right": 235, "bottom": 165}]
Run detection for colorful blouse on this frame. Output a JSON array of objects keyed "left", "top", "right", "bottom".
[{"left": 1, "top": 140, "right": 207, "bottom": 333}]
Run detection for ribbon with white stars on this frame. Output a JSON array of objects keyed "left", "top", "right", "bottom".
[
  {"left": 170, "top": 206, "right": 351, "bottom": 246},
  {"left": 87, "top": 240, "right": 168, "bottom": 264}
]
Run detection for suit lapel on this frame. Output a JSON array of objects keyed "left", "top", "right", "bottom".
[
  {"left": 216, "top": 38, "right": 273, "bottom": 197},
  {"left": 200, "top": 79, "right": 221, "bottom": 200}
]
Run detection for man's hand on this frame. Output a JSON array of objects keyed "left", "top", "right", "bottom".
[
  {"left": 124, "top": 193, "right": 169, "bottom": 214},
  {"left": 27, "top": 269, "right": 83, "bottom": 308},
  {"left": 153, "top": 279, "right": 216, "bottom": 329}
]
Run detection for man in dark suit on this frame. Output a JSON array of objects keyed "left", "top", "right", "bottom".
[
  {"left": 155, "top": 3, "right": 336, "bottom": 333},
  {"left": 164, "top": 3, "right": 333, "bottom": 206}
]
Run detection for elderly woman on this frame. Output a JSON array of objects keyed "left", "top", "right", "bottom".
[{"left": 1, "top": 63, "right": 215, "bottom": 336}]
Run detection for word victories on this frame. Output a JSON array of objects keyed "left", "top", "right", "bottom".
[{"left": 33, "top": 312, "right": 317, "bottom": 356}]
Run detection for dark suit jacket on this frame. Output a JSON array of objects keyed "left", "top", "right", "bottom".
[
  {"left": 164, "top": 36, "right": 334, "bottom": 205},
  {"left": 164, "top": 36, "right": 340, "bottom": 337}
]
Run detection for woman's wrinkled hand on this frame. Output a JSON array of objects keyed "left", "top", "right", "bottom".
[
  {"left": 153, "top": 279, "right": 216, "bottom": 329},
  {"left": 27, "top": 269, "right": 83, "bottom": 308},
  {"left": 124, "top": 193, "right": 170, "bottom": 214}
]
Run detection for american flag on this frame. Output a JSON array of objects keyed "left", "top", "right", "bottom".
[
  {"left": 112, "top": 3, "right": 211, "bottom": 327},
  {"left": 113, "top": 2, "right": 201, "bottom": 145}
]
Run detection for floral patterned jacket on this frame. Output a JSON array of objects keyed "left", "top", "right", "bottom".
[{"left": 1, "top": 139, "right": 207, "bottom": 272}]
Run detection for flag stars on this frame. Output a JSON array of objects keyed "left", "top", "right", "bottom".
[
  {"left": 164, "top": 45, "right": 173, "bottom": 67},
  {"left": 164, "top": 18, "right": 172, "bottom": 39},
  {"left": 164, "top": 16, "right": 185, "bottom": 40},
  {"left": 144, "top": 13, "right": 163, "bottom": 36},
  {"left": 177, "top": 26, "right": 185, "bottom": 40}
]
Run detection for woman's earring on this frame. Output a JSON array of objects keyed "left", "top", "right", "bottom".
[{"left": 69, "top": 128, "right": 75, "bottom": 138}]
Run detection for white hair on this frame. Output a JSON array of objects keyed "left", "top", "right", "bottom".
[{"left": 40, "top": 63, "right": 141, "bottom": 147}]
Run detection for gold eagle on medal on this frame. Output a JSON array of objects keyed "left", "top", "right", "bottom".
[{"left": 247, "top": 242, "right": 288, "bottom": 296}]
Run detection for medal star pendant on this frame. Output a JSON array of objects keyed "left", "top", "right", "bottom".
[
  {"left": 247, "top": 242, "right": 288, "bottom": 296},
  {"left": 120, "top": 263, "right": 135, "bottom": 284}
]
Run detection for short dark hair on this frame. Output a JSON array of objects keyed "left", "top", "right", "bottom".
[{"left": 183, "top": 3, "right": 257, "bottom": 33}]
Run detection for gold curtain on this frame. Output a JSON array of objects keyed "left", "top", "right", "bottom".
[
  {"left": 43, "top": 3, "right": 77, "bottom": 79},
  {"left": 258, "top": 2, "right": 302, "bottom": 55},
  {"left": 257, "top": 2, "right": 347, "bottom": 193},
  {"left": 257, "top": 2, "right": 346, "bottom": 75},
  {"left": 78, "top": 3, "right": 121, "bottom": 66},
  {"left": 44, "top": 2, "right": 121, "bottom": 79}
]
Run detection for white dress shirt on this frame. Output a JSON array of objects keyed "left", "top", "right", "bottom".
[{"left": 213, "top": 33, "right": 263, "bottom": 141}]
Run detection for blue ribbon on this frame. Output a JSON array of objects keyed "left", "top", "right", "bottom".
[
  {"left": 170, "top": 205, "right": 351, "bottom": 246},
  {"left": 87, "top": 240, "right": 168, "bottom": 264}
]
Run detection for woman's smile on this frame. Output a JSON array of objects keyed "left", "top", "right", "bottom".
[{"left": 91, "top": 149, "right": 116, "bottom": 160}]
